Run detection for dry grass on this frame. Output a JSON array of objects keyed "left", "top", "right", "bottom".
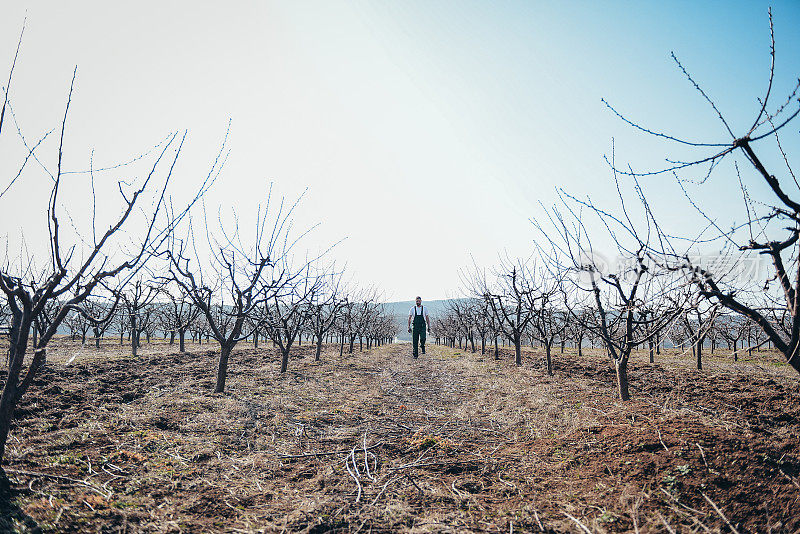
[{"left": 0, "top": 337, "right": 798, "bottom": 532}]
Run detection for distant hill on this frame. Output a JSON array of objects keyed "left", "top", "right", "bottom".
[{"left": 383, "top": 299, "right": 454, "bottom": 341}]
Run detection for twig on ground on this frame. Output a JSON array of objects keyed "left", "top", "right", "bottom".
[
  {"left": 657, "top": 512, "right": 677, "bottom": 534},
  {"left": 696, "top": 442, "right": 719, "bottom": 474},
  {"left": 450, "top": 480, "right": 465, "bottom": 498},
  {"left": 276, "top": 442, "right": 383, "bottom": 459},
  {"left": 6, "top": 468, "right": 112, "bottom": 499},
  {"left": 405, "top": 473, "right": 423, "bottom": 494},
  {"left": 533, "top": 507, "right": 544, "bottom": 531},
  {"left": 370, "top": 475, "right": 399, "bottom": 506},
  {"left": 562, "top": 511, "right": 592, "bottom": 534},
  {"left": 656, "top": 426, "right": 669, "bottom": 451},
  {"left": 777, "top": 465, "right": 800, "bottom": 489},
  {"left": 702, "top": 492, "right": 740, "bottom": 534},
  {"left": 345, "top": 453, "right": 362, "bottom": 503}
]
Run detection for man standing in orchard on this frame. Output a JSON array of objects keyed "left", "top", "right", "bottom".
[{"left": 408, "top": 296, "right": 431, "bottom": 358}]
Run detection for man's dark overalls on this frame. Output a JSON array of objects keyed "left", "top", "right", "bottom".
[{"left": 412, "top": 306, "right": 426, "bottom": 358}]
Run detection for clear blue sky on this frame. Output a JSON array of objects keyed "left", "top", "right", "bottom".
[{"left": 1, "top": 1, "right": 798, "bottom": 300}]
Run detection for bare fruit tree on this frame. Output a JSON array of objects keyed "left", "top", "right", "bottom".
[
  {"left": 158, "top": 282, "right": 202, "bottom": 353},
  {"left": 167, "top": 188, "right": 306, "bottom": 392},
  {"left": 118, "top": 278, "right": 162, "bottom": 356},
  {"left": 307, "top": 269, "right": 347, "bottom": 362},
  {"left": 603, "top": 9, "right": 800, "bottom": 373},
  {"left": 73, "top": 295, "right": 119, "bottom": 349},
  {"left": 446, "top": 298, "right": 478, "bottom": 353},
  {"left": 527, "top": 266, "right": 567, "bottom": 376},
  {"left": 679, "top": 295, "right": 719, "bottom": 370},
  {"left": 0, "top": 30, "right": 206, "bottom": 468},
  {"left": 468, "top": 258, "right": 536, "bottom": 366},
  {"left": 537, "top": 191, "right": 684, "bottom": 400},
  {"left": 262, "top": 263, "right": 321, "bottom": 373}
]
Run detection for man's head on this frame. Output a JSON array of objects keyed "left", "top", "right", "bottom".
[{"left": 415, "top": 296, "right": 422, "bottom": 306}]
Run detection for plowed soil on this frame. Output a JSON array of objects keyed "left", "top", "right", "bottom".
[{"left": 1, "top": 338, "right": 799, "bottom": 533}]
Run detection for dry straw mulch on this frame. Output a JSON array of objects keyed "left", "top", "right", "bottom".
[{"left": 1, "top": 338, "right": 799, "bottom": 532}]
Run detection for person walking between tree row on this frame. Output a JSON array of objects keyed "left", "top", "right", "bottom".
[{"left": 408, "top": 296, "right": 431, "bottom": 358}]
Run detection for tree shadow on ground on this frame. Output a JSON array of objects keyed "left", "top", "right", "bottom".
[{"left": 0, "top": 473, "right": 42, "bottom": 534}]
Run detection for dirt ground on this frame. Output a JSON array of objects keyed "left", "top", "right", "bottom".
[{"left": 1, "top": 337, "right": 799, "bottom": 533}]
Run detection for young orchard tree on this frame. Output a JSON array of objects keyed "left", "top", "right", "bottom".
[
  {"left": 526, "top": 267, "right": 567, "bottom": 376},
  {"left": 306, "top": 269, "right": 347, "bottom": 361},
  {"left": 191, "top": 316, "right": 210, "bottom": 345},
  {"left": 537, "top": 191, "right": 685, "bottom": 401},
  {"left": 604, "top": 10, "right": 800, "bottom": 373},
  {"left": 335, "top": 300, "right": 355, "bottom": 357},
  {"left": 158, "top": 282, "right": 201, "bottom": 352},
  {"left": 447, "top": 298, "right": 477, "bottom": 353},
  {"left": 469, "top": 258, "right": 536, "bottom": 366},
  {"left": 118, "top": 279, "right": 162, "bottom": 356},
  {"left": 467, "top": 299, "right": 493, "bottom": 355},
  {"left": 167, "top": 189, "right": 307, "bottom": 392},
  {"left": 432, "top": 310, "right": 457, "bottom": 348},
  {"left": 262, "top": 263, "right": 321, "bottom": 373},
  {"left": 114, "top": 305, "right": 128, "bottom": 346},
  {"left": 0, "top": 29, "right": 210, "bottom": 469},
  {"left": 563, "top": 306, "right": 592, "bottom": 358},
  {"left": 351, "top": 289, "right": 382, "bottom": 353},
  {"left": 680, "top": 296, "right": 720, "bottom": 370},
  {"left": 632, "top": 290, "right": 674, "bottom": 363},
  {"left": 337, "top": 287, "right": 380, "bottom": 354},
  {"left": 372, "top": 311, "right": 398, "bottom": 347},
  {"left": 64, "top": 309, "right": 90, "bottom": 344},
  {"left": 484, "top": 301, "right": 502, "bottom": 359},
  {"left": 80, "top": 296, "right": 119, "bottom": 349}
]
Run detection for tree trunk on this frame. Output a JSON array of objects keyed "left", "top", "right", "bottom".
[
  {"left": 494, "top": 336, "right": 499, "bottom": 360},
  {"left": 169, "top": 331, "right": 175, "bottom": 345},
  {"left": 280, "top": 348, "right": 290, "bottom": 374},
  {"left": 514, "top": 334, "right": 522, "bottom": 366},
  {"left": 1, "top": 341, "right": 46, "bottom": 465},
  {"left": 697, "top": 335, "right": 704, "bottom": 370},
  {"left": 481, "top": 336, "right": 486, "bottom": 355},
  {"left": 615, "top": 359, "right": 630, "bottom": 401},
  {"left": 215, "top": 345, "right": 232, "bottom": 393},
  {"left": 315, "top": 337, "right": 323, "bottom": 361},
  {"left": 545, "top": 343, "right": 553, "bottom": 376},
  {"left": 179, "top": 329, "right": 186, "bottom": 353},
  {"left": 648, "top": 340, "right": 654, "bottom": 363},
  {"left": 130, "top": 316, "right": 138, "bottom": 356}
]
